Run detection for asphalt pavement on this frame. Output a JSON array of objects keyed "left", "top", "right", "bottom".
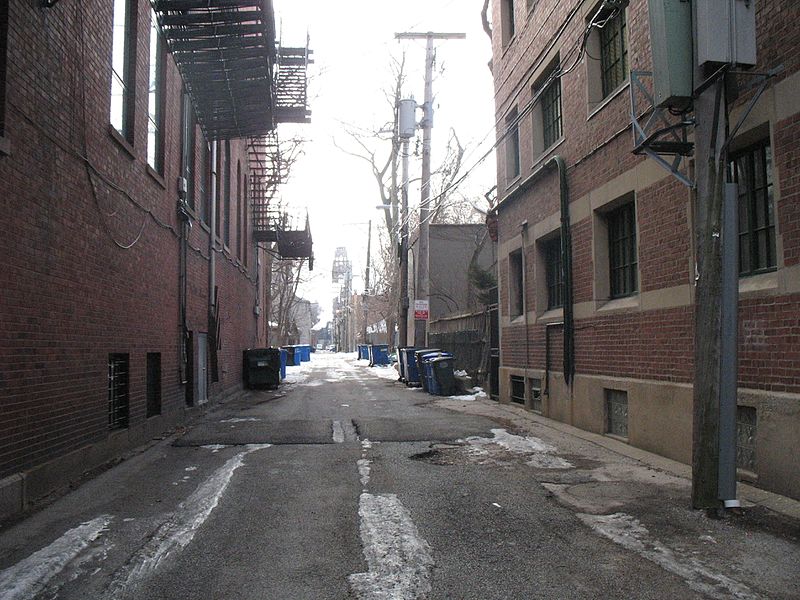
[{"left": 0, "top": 352, "right": 797, "bottom": 599}]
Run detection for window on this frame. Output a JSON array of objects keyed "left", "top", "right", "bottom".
[
  {"left": 224, "top": 140, "right": 231, "bottom": 247},
  {"left": 505, "top": 108, "right": 520, "bottom": 183},
  {"left": 508, "top": 249, "right": 524, "bottom": 318},
  {"left": 736, "top": 406, "right": 757, "bottom": 472},
  {"left": 510, "top": 375, "right": 525, "bottom": 405},
  {"left": 110, "top": 0, "right": 136, "bottom": 142},
  {"left": 108, "top": 354, "right": 130, "bottom": 430},
  {"left": 243, "top": 183, "right": 249, "bottom": 265},
  {"left": 236, "top": 161, "right": 242, "bottom": 258},
  {"left": 146, "top": 352, "right": 162, "bottom": 418},
  {"left": 605, "top": 388, "right": 628, "bottom": 438},
  {"left": 599, "top": 6, "right": 627, "bottom": 98},
  {"left": 532, "top": 63, "right": 562, "bottom": 156},
  {"left": 147, "top": 11, "right": 166, "bottom": 173},
  {"left": 501, "top": 0, "right": 516, "bottom": 45},
  {"left": 607, "top": 201, "right": 638, "bottom": 298},
  {"left": 730, "top": 140, "right": 776, "bottom": 276},
  {"left": 529, "top": 378, "right": 542, "bottom": 412},
  {"left": 543, "top": 236, "right": 563, "bottom": 309},
  {"left": 0, "top": 0, "right": 8, "bottom": 147},
  {"left": 181, "top": 93, "right": 197, "bottom": 210},
  {"left": 198, "top": 140, "right": 211, "bottom": 224},
  {"left": 586, "top": 3, "right": 628, "bottom": 110},
  {"left": 215, "top": 144, "right": 223, "bottom": 237}
]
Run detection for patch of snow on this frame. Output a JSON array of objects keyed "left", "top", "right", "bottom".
[
  {"left": 332, "top": 421, "right": 345, "bottom": 443},
  {"left": 357, "top": 459, "right": 372, "bottom": 487},
  {"left": 492, "top": 502, "right": 502, "bottom": 508},
  {"left": 361, "top": 439, "right": 373, "bottom": 450},
  {"left": 348, "top": 493, "right": 434, "bottom": 600},
  {"left": 462, "top": 428, "right": 573, "bottom": 469},
  {"left": 578, "top": 513, "right": 757, "bottom": 600},
  {"left": 219, "top": 417, "right": 260, "bottom": 423},
  {"left": 200, "top": 444, "right": 228, "bottom": 453},
  {"left": 454, "top": 370, "right": 468, "bottom": 377},
  {"left": 445, "top": 386, "right": 487, "bottom": 401},
  {"left": 184, "top": 466, "right": 198, "bottom": 472},
  {"left": 0, "top": 515, "right": 113, "bottom": 600}
]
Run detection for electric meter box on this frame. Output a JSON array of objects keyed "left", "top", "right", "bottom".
[
  {"left": 696, "top": 0, "right": 757, "bottom": 67},
  {"left": 648, "top": 0, "right": 693, "bottom": 108},
  {"left": 398, "top": 99, "right": 416, "bottom": 139}
]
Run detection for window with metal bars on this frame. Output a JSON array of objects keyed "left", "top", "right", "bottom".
[
  {"left": 543, "top": 236, "right": 563, "bottom": 309},
  {"left": 108, "top": 354, "right": 130, "bottom": 430},
  {"left": 540, "top": 76, "right": 562, "bottom": 150},
  {"left": 599, "top": 6, "right": 627, "bottom": 98},
  {"left": 110, "top": 0, "right": 136, "bottom": 143},
  {"left": 147, "top": 10, "right": 166, "bottom": 174},
  {"left": 608, "top": 201, "right": 638, "bottom": 298},
  {"left": 505, "top": 108, "right": 521, "bottom": 183},
  {"left": 730, "top": 140, "right": 776, "bottom": 276},
  {"left": 146, "top": 352, "right": 162, "bottom": 418},
  {"left": 510, "top": 375, "right": 525, "bottom": 404}
]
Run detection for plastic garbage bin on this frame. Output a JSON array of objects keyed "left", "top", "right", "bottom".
[
  {"left": 397, "top": 347, "right": 417, "bottom": 382},
  {"left": 357, "top": 344, "right": 369, "bottom": 360},
  {"left": 413, "top": 349, "right": 439, "bottom": 389},
  {"left": 283, "top": 346, "right": 301, "bottom": 366},
  {"left": 279, "top": 348, "right": 287, "bottom": 380},
  {"left": 369, "top": 344, "right": 390, "bottom": 366},
  {"left": 243, "top": 348, "right": 281, "bottom": 389},
  {"left": 300, "top": 345, "right": 311, "bottom": 362},
  {"left": 429, "top": 356, "right": 457, "bottom": 396}
]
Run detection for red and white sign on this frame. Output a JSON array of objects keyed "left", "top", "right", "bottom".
[{"left": 414, "top": 299, "right": 429, "bottom": 320}]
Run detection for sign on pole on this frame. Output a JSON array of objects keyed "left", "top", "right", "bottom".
[{"left": 414, "top": 299, "right": 429, "bottom": 320}]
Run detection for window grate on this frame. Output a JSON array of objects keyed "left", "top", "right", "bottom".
[
  {"left": 511, "top": 376, "right": 525, "bottom": 405},
  {"left": 608, "top": 201, "right": 638, "bottom": 298},
  {"left": 529, "top": 378, "right": 542, "bottom": 412},
  {"left": 599, "top": 8, "right": 628, "bottom": 98},
  {"left": 146, "top": 352, "right": 162, "bottom": 418},
  {"left": 605, "top": 389, "right": 628, "bottom": 438},
  {"left": 108, "top": 354, "right": 130, "bottom": 430},
  {"left": 544, "top": 236, "right": 563, "bottom": 309},
  {"left": 541, "top": 77, "right": 562, "bottom": 150},
  {"left": 730, "top": 140, "right": 776, "bottom": 276},
  {"left": 736, "top": 406, "right": 757, "bottom": 472}
]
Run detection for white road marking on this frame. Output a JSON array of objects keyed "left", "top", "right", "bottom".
[
  {"left": 348, "top": 493, "right": 434, "bottom": 600},
  {"left": 110, "top": 444, "right": 271, "bottom": 595},
  {"left": 0, "top": 515, "right": 113, "bottom": 600},
  {"left": 332, "top": 420, "right": 345, "bottom": 443},
  {"left": 357, "top": 459, "right": 372, "bottom": 488},
  {"left": 578, "top": 512, "right": 757, "bottom": 600}
]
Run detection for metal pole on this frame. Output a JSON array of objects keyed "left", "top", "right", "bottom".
[{"left": 399, "top": 138, "right": 410, "bottom": 348}]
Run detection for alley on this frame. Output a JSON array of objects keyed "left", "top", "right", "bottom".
[{"left": 0, "top": 352, "right": 798, "bottom": 600}]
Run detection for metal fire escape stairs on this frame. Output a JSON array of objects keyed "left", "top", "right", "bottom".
[{"left": 248, "top": 35, "right": 313, "bottom": 263}]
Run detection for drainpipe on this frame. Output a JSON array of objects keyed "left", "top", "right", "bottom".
[
  {"left": 520, "top": 220, "right": 531, "bottom": 392},
  {"left": 209, "top": 141, "right": 218, "bottom": 340},
  {"left": 545, "top": 155, "right": 575, "bottom": 386}
]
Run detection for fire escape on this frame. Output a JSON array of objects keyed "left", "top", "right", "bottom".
[{"left": 248, "top": 37, "right": 313, "bottom": 263}]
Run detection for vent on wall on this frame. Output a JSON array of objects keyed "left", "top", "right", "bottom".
[{"left": 605, "top": 388, "right": 629, "bottom": 438}]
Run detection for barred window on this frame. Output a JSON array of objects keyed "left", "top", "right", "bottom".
[
  {"left": 544, "top": 236, "right": 563, "bottom": 309},
  {"left": 599, "top": 7, "right": 628, "bottom": 98},
  {"left": 608, "top": 201, "right": 637, "bottom": 298},
  {"left": 730, "top": 140, "right": 776, "bottom": 276},
  {"left": 540, "top": 76, "right": 562, "bottom": 150}
]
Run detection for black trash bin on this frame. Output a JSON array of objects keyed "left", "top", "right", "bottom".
[
  {"left": 429, "top": 356, "right": 457, "bottom": 396},
  {"left": 243, "top": 348, "right": 281, "bottom": 389}
]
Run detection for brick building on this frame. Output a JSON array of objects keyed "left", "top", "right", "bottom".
[
  {"left": 489, "top": 0, "right": 799, "bottom": 499},
  {"left": 0, "top": 0, "right": 309, "bottom": 518}
]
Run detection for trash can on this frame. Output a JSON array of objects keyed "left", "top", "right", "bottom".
[
  {"left": 369, "top": 344, "right": 390, "bottom": 366},
  {"left": 283, "top": 345, "right": 301, "bottom": 366},
  {"left": 357, "top": 344, "right": 369, "bottom": 360},
  {"left": 413, "top": 348, "right": 439, "bottom": 388},
  {"left": 300, "top": 344, "right": 311, "bottom": 362},
  {"left": 429, "top": 356, "right": 457, "bottom": 396},
  {"left": 415, "top": 350, "right": 442, "bottom": 392},
  {"left": 397, "top": 347, "right": 417, "bottom": 382},
  {"left": 279, "top": 348, "right": 287, "bottom": 380},
  {"left": 243, "top": 348, "right": 281, "bottom": 389}
]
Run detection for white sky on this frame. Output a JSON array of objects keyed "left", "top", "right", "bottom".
[{"left": 273, "top": 1, "right": 498, "bottom": 325}]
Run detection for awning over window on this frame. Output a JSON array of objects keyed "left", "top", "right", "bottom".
[{"left": 152, "top": 0, "right": 278, "bottom": 139}]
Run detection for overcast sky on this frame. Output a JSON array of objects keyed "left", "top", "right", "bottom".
[{"left": 272, "top": 0, "right": 497, "bottom": 325}]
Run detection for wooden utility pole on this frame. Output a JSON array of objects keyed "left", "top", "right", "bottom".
[
  {"left": 363, "top": 220, "right": 371, "bottom": 344},
  {"left": 395, "top": 32, "right": 465, "bottom": 346}
]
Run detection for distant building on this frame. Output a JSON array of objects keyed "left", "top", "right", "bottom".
[
  {"left": 0, "top": 0, "right": 309, "bottom": 518},
  {"left": 488, "top": 0, "right": 799, "bottom": 499}
]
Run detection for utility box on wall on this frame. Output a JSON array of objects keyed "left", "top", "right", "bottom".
[
  {"left": 696, "top": 0, "right": 757, "bottom": 67},
  {"left": 648, "top": 0, "right": 693, "bottom": 108}
]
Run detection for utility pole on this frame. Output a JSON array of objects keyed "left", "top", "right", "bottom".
[
  {"left": 397, "top": 99, "right": 416, "bottom": 348},
  {"left": 363, "top": 220, "right": 371, "bottom": 344},
  {"left": 395, "top": 32, "right": 465, "bottom": 346}
]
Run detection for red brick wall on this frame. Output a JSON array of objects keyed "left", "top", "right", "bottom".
[{"left": 0, "top": 0, "right": 262, "bottom": 480}]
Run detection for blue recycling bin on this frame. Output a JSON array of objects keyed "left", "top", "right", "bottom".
[
  {"left": 429, "top": 356, "right": 457, "bottom": 396},
  {"left": 415, "top": 350, "right": 442, "bottom": 392},
  {"left": 282, "top": 346, "right": 301, "bottom": 366},
  {"left": 279, "top": 348, "right": 287, "bottom": 380},
  {"left": 357, "top": 344, "right": 369, "bottom": 360},
  {"left": 300, "top": 344, "right": 311, "bottom": 362},
  {"left": 369, "top": 344, "right": 390, "bottom": 366}
]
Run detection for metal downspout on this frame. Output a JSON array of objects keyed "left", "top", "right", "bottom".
[{"left": 546, "top": 155, "right": 575, "bottom": 386}]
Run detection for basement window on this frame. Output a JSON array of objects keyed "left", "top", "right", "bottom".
[
  {"left": 510, "top": 375, "right": 525, "bottom": 405},
  {"left": 146, "top": 352, "right": 162, "bottom": 418},
  {"left": 605, "top": 388, "right": 628, "bottom": 438},
  {"left": 108, "top": 354, "right": 130, "bottom": 430}
]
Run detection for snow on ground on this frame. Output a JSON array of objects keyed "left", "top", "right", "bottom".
[
  {"left": 578, "top": 513, "right": 757, "bottom": 600},
  {"left": 462, "top": 428, "right": 574, "bottom": 469},
  {"left": 445, "top": 387, "right": 487, "bottom": 401}
]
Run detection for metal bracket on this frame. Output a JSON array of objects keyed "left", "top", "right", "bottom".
[{"left": 630, "top": 71, "right": 695, "bottom": 188}]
